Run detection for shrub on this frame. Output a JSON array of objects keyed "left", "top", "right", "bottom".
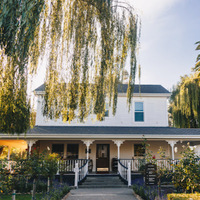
[
  {"left": 167, "top": 193, "right": 200, "bottom": 200},
  {"left": 41, "top": 184, "right": 70, "bottom": 200},
  {"left": 132, "top": 183, "right": 157, "bottom": 200},
  {"left": 172, "top": 144, "right": 200, "bottom": 193}
]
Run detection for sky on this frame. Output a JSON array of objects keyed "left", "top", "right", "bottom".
[
  {"left": 129, "top": 0, "right": 200, "bottom": 91},
  {"left": 31, "top": 0, "right": 200, "bottom": 92}
]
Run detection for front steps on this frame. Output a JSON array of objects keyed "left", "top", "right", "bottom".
[{"left": 79, "top": 174, "right": 127, "bottom": 188}]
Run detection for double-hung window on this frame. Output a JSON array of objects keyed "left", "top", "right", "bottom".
[
  {"left": 67, "top": 144, "right": 79, "bottom": 159},
  {"left": 52, "top": 144, "right": 64, "bottom": 158},
  {"left": 105, "top": 103, "right": 109, "bottom": 117},
  {"left": 135, "top": 102, "right": 144, "bottom": 122},
  {"left": 134, "top": 144, "right": 145, "bottom": 156}
]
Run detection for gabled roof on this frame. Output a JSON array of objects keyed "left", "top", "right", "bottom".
[{"left": 34, "top": 84, "right": 170, "bottom": 94}]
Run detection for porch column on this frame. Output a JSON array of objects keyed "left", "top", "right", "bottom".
[
  {"left": 166, "top": 140, "right": 178, "bottom": 160},
  {"left": 7, "top": 147, "right": 11, "bottom": 172},
  {"left": 82, "top": 140, "right": 94, "bottom": 159},
  {"left": 7, "top": 148, "right": 10, "bottom": 160},
  {"left": 25, "top": 140, "right": 38, "bottom": 155},
  {"left": 113, "top": 140, "right": 125, "bottom": 159}
]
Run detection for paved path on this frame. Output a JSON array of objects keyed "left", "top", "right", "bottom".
[{"left": 66, "top": 188, "right": 138, "bottom": 200}]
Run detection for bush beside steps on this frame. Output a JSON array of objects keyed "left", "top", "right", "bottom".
[{"left": 167, "top": 193, "right": 200, "bottom": 200}]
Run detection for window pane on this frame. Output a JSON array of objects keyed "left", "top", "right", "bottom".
[
  {"left": 67, "top": 144, "right": 79, "bottom": 159},
  {"left": 134, "top": 144, "right": 145, "bottom": 156},
  {"left": 52, "top": 144, "right": 64, "bottom": 158},
  {"left": 105, "top": 110, "right": 109, "bottom": 117},
  {"left": 135, "top": 112, "right": 144, "bottom": 122},
  {"left": 105, "top": 103, "right": 109, "bottom": 117},
  {"left": 135, "top": 102, "right": 143, "bottom": 111}
]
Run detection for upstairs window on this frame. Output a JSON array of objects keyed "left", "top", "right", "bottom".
[
  {"left": 105, "top": 103, "right": 109, "bottom": 117},
  {"left": 135, "top": 102, "right": 144, "bottom": 122}
]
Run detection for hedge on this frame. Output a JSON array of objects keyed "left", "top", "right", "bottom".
[{"left": 167, "top": 193, "right": 200, "bottom": 200}]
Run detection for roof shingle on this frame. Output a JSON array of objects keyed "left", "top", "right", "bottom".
[
  {"left": 28, "top": 126, "right": 200, "bottom": 135},
  {"left": 35, "top": 84, "right": 170, "bottom": 94}
]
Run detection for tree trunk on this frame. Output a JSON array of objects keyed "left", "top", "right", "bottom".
[
  {"left": 47, "top": 177, "right": 50, "bottom": 194},
  {"left": 32, "top": 178, "right": 37, "bottom": 200},
  {"left": 50, "top": 177, "right": 53, "bottom": 188},
  {"left": 12, "top": 190, "right": 16, "bottom": 200},
  {"left": 0, "top": 147, "right": 3, "bottom": 155},
  {"left": 60, "top": 174, "right": 63, "bottom": 184},
  {"left": 158, "top": 178, "right": 161, "bottom": 198}
]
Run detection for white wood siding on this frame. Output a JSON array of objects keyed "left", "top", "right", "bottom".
[{"left": 35, "top": 95, "right": 169, "bottom": 127}]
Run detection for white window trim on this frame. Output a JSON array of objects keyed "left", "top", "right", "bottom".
[{"left": 134, "top": 101, "right": 145, "bottom": 122}]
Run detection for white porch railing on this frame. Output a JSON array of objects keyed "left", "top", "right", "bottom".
[
  {"left": 57, "top": 159, "right": 88, "bottom": 174},
  {"left": 74, "top": 159, "right": 89, "bottom": 188},
  {"left": 0, "top": 160, "right": 16, "bottom": 173},
  {"left": 118, "top": 160, "right": 131, "bottom": 187},
  {"left": 119, "top": 159, "right": 180, "bottom": 172}
]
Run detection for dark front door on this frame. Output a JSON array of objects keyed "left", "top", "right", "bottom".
[{"left": 96, "top": 144, "right": 109, "bottom": 172}]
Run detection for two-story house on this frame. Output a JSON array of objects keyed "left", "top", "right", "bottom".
[{"left": 0, "top": 84, "right": 200, "bottom": 174}]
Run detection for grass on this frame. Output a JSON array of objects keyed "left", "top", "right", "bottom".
[{"left": 0, "top": 193, "right": 43, "bottom": 200}]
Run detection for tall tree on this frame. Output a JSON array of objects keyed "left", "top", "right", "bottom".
[
  {"left": 169, "top": 73, "right": 200, "bottom": 128},
  {"left": 194, "top": 41, "right": 200, "bottom": 72},
  {"left": 169, "top": 42, "right": 200, "bottom": 128},
  {"left": 0, "top": 0, "right": 140, "bottom": 134}
]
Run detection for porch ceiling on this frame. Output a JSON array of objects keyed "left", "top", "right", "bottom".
[{"left": 0, "top": 140, "right": 27, "bottom": 149}]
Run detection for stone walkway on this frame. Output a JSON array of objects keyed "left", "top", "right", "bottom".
[{"left": 65, "top": 188, "right": 138, "bottom": 200}]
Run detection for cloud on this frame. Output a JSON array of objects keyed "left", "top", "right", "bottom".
[{"left": 127, "top": 0, "right": 181, "bottom": 20}]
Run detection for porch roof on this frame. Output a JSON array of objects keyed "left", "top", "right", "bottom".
[
  {"left": 1, "top": 126, "right": 200, "bottom": 140},
  {"left": 28, "top": 126, "right": 200, "bottom": 135}
]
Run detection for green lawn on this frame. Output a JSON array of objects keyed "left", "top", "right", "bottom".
[{"left": 0, "top": 193, "right": 43, "bottom": 200}]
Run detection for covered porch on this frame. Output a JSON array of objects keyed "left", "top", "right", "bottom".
[
  {"left": 1, "top": 126, "right": 200, "bottom": 174},
  {"left": 30, "top": 138, "right": 196, "bottom": 173}
]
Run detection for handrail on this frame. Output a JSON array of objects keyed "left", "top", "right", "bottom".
[
  {"left": 118, "top": 159, "right": 131, "bottom": 187},
  {"left": 79, "top": 159, "right": 89, "bottom": 182},
  {"left": 74, "top": 159, "right": 88, "bottom": 188}
]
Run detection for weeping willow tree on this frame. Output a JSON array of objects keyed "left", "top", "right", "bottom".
[
  {"left": 0, "top": 0, "right": 140, "bottom": 134},
  {"left": 194, "top": 41, "right": 200, "bottom": 72},
  {"left": 169, "top": 72, "right": 200, "bottom": 128},
  {"left": 0, "top": 0, "right": 44, "bottom": 134},
  {"left": 169, "top": 41, "right": 200, "bottom": 128}
]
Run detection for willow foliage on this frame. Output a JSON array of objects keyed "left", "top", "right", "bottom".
[
  {"left": 0, "top": 49, "right": 30, "bottom": 134},
  {"left": 194, "top": 41, "right": 200, "bottom": 72},
  {"left": 42, "top": 0, "right": 139, "bottom": 122},
  {"left": 0, "top": 0, "right": 43, "bottom": 133},
  {"left": 169, "top": 72, "right": 200, "bottom": 128},
  {"left": 0, "top": 0, "right": 139, "bottom": 133}
]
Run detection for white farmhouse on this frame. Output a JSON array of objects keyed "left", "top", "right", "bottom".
[{"left": 0, "top": 83, "right": 200, "bottom": 186}]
